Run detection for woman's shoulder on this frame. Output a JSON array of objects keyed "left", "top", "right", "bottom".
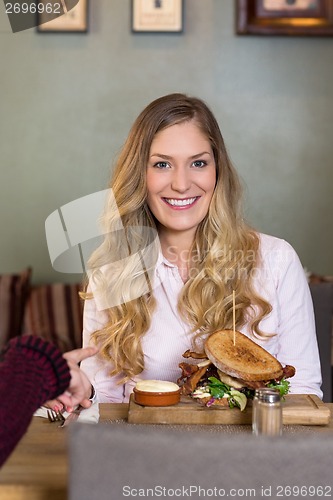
[
  {"left": 255, "top": 233, "right": 306, "bottom": 285},
  {"left": 257, "top": 232, "right": 299, "bottom": 264}
]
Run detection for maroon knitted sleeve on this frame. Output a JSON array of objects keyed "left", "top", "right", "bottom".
[{"left": 0, "top": 335, "right": 71, "bottom": 467}]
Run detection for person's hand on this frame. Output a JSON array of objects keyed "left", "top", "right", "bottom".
[{"left": 45, "top": 345, "right": 98, "bottom": 413}]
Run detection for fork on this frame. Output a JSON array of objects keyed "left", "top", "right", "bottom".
[{"left": 47, "top": 409, "right": 66, "bottom": 425}]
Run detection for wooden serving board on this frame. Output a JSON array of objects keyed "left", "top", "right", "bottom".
[{"left": 128, "top": 394, "right": 331, "bottom": 426}]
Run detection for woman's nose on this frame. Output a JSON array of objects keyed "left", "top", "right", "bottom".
[{"left": 170, "top": 167, "right": 191, "bottom": 193}]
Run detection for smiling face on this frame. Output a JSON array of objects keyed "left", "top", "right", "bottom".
[{"left": 146, "top": 120, "right": 216, "bottom": 243}]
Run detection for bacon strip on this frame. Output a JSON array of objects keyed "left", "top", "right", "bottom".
[
  {"left": 281, "top": 365, "right": 296, "bottom": 380},
  {"left": 178, "top": 363, "right": 208, "bottom": 395},
  {"left": 182, "top": 349, "right": 207, "bottom": 359},
  {"left": 178, "top": 362, "right": 199, "bottom": 379}
]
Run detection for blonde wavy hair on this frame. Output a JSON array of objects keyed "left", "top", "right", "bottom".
[{"left": 85, "top": 93, "right": 272, "bottom": 381}]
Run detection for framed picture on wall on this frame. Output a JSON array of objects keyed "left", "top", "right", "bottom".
[
  {"left": 37, "top": 0, "right": 88, "bottom": 33},
  {"left": 131, "top": 0, "right": 184, "bottom": 33},
  {"left": 236, "top": 0, "right": 333, "bottom": 36}
]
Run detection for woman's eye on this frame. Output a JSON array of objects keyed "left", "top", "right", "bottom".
[
  {"left": 192, "top": 160, "right": 207, "bottom": 168},
  {"left": 154, "top": 161, "right": 169, "bottom": 169}
]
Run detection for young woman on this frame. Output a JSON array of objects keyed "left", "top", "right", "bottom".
[{"left": 80, "top": 93, "right": 322, "bottom": 402}]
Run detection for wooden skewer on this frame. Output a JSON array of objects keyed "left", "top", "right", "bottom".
[{"left": 233, "top": 290, "right": 236, "bottom": 346}]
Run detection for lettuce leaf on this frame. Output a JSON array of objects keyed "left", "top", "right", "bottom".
[{"left": 267, "top": 378, "right": 290, "bottom": 398}]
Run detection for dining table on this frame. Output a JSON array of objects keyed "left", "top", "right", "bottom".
[{"left": 1, "top": 402, "right": 333, "bottom": 500}]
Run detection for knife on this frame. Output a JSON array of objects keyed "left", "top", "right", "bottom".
[{"left": 61, "top": 406, "right": 85, "bottom": 427}]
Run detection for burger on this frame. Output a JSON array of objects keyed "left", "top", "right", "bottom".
[{"left": 177, "top": 329, "right": 295, "bottom": 411}]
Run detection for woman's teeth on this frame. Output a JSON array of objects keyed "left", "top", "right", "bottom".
[{"left": 164, "top": 197, "right": 197, "bottom": 206}]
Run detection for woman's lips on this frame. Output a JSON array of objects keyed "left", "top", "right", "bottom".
[{"left": 162, "top": 196, "right": 200, "bottom": 210}]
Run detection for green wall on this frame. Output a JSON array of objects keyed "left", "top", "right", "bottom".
[{"left": 1, "top": 0, "right": 332, "bottom": 284}]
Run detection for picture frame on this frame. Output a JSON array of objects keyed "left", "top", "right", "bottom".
[
  {"left": 37, "top": 0, "right": 88, "bottom": 33},
  {"left": 236, "top": 0, "right": 333, "bottom": 36},
  {"left": 131, "top": 0, "right": 184, "bottom": 33}
]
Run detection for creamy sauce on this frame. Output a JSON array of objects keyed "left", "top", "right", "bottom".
[{"left": 135, "top": 380, "right": 180, "bottom": 393}]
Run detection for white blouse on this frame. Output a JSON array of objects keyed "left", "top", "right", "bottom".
[{"left": 81, "top": 233, "right": 323, "bottom": 402}]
